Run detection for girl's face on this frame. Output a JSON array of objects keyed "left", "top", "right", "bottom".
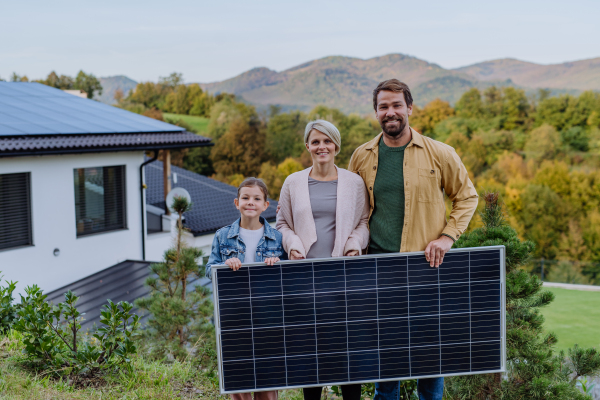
[
  {"left": 234, "top": 186, "right": 269, "bottom": 219},
  {"left": 306, "top": 129, "right": 337, "bottom": 166}
]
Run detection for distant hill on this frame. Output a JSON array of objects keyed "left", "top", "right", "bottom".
[
  {"left": 456, "top": 57, "right": 600, "bottom": 91},
  {"left": 200, "top": 54, "right": 478, "bottom": 113},
  {"left": 98, "top": 75, "right": 138, "bottom": 105},
  {"left": 199, "top": 54, "right": 598, "bottom": 114}
]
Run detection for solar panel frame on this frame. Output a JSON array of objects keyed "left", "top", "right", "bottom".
[{"left": 212, "top": 245, "right": 506, "bottom": 394}]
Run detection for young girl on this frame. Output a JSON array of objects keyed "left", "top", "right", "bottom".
[{"left": 206, "top": 177, "right": 283, "bottom": 400}]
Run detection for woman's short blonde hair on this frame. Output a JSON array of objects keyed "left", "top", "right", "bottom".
[{"left": 304, "top": 119, "right": 341, "bottom": 156}]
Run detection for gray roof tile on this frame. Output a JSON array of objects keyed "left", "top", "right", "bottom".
[{"left": 145, "top": 161, "right": 278, "bottom": 236}]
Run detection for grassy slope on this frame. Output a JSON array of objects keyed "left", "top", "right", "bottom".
[
  {"left": 0, "top": 331, "right": 304, "bottom": 400},
  {"left": 542, "top": 287, "right": 600, "bottom": 352},
  {"left": 163, "top": 113, "right": 209, "bottom": 135}
]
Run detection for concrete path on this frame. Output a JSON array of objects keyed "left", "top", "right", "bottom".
[{"left": 542, "top": 282, "right": 600, "bottom": 292}]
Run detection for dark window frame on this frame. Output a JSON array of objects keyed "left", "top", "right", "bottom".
[
  {"left": 0, "top": 172, "right": 33, "bottom": 251},
  {"left": 74, "top": 165, "right": 127, "bottom": 237}
]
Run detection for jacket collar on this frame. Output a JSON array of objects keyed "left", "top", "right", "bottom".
[
  {"left": 366, "top": 127, "right": 424, "bottom": 151},
  {"left": 227, "top": 216, "right": 277, "bottom": 240}
]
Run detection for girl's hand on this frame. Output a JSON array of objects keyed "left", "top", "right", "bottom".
[
  {"left": 264, "top": 257, "right": 280, "bottom": 266},
  {"left": 345, "top": 250, "right": 359, "bottom": 257},
  {"left": 225, "top": 257, "right": 242, "bottom": 271},
  {"left": 290, "top": 250, "right": 305, "bottom": 260}
]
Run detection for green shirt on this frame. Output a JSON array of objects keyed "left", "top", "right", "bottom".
[{"left": 368, "top": 137, "right": 410, "bottom": 254}]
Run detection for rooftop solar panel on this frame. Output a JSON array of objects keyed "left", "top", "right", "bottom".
[
  {"left": 0, "top": 82, "right": 185, "bottom": 136},
  {"left": 212, "top": 246, "right": 506, "bottom": 394}
]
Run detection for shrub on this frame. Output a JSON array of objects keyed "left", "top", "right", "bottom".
[
  {"left": 0, "top": 272, "right": 17, "bottom": 333},
  {"left": 13, "top": 285, "right": 139, "bottom": 377}
]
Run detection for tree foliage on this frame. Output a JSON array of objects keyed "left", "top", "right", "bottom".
[
  {"left": 35, "top": 70, "right": 103, "bottom": 99},
  {"left": 445, "top": 193, "right": 600, "bottom": 399},
  {"left": 135, "top": 196, "right": 213, "bottom": 362}
]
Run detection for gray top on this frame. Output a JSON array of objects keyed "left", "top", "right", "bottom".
[{"left": 306, "top": 177, "right": 338, "bottom": 259}]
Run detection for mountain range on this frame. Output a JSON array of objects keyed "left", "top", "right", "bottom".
[
  {"left": 97, "top": 54, "right": 600, "bottom": 114},
  {"left": 198, "top": 54, "right": 599, "bottom": 114}
]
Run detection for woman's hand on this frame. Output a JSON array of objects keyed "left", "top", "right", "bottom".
[
  {"left": 225, "top": 257, "right": 242, "bottom": 271},
  {"left": 264, "top": 257, "right": 280, "bottom": 266},
  {"left": 345, "top": 250, "right": 359, "bottom": 257},
  {"left": 290, "top": 250, "right": 305, "bottom": 260}
]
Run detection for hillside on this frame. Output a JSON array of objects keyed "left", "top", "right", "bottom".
[
  {"left": 199, "top": 54, "right": 598, "bottom": 114},
  {"left": 98, "top": 75, "right": 138, "bottom": 105},
  {"left": 457, "top": 57, "right": 600, "bottom": 91},
  {"left": 200, "top": 54, "right": 477, "bottom": 113}
]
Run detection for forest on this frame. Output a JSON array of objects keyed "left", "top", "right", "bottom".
[{"left": 110, "top": 76, "right": 600, "bottom": 285}]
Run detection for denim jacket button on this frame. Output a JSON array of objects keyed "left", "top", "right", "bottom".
[{"left": 257, "top": 252, "right": 261, "bottom": 256}]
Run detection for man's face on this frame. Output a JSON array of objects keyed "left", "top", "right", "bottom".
[{"left": 375, "top": 90, "right": 413, "bottom": 137}]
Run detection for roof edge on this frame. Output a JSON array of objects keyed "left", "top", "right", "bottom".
[{"left": 0, "top": 141, "right": 213, "bottom": 158}]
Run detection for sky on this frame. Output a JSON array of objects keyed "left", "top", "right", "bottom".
[{"left": 1, "top": 0, "right": 599, "bottom": 84}]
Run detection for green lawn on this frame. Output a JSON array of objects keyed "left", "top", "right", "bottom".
[
  {"left": 542, "top": 287, "right": 600, "bottom": 352},
  {"left": 163, "top": 113, "right": 210, "bottom": 134}
]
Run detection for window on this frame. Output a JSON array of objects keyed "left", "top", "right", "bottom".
[
  {"left": 0, "top": 172, "right": 33, "bottom": 251},
  {"left": 74, "top": 165, "right": 126, "bottom": 236}
]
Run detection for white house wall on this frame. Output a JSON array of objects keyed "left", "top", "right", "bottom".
[{"left": 0, "top": 151, "right": 146, "bottom": 296}]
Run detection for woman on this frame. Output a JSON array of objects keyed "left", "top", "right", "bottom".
[{"left": 276, "top": 119, "right": 370, "bottom": 400}]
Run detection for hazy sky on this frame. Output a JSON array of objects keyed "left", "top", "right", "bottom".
[{"left": 2, "top": 0, "right": 598, "bottom": 83}]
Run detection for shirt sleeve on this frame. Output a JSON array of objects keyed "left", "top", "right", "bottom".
[
  {"left": 205, "top": 234, "right": 223, "bottom": 280},
  {"left": 440, "top": 148, "right": 479, "bottom": 241}
]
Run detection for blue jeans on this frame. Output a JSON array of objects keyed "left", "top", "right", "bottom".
[{"left": 374, "top": 378, "right": 444, "bottom": 400}]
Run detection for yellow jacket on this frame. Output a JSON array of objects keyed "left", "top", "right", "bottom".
[{"left": 348, "top": 128, "right": 479, "bottom": 253}]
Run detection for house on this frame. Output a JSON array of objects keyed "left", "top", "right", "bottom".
[
  {"left": 0, "top": 82, "right": 279, "bottom": 329},
  {"left": 41, "top": 162, "right": 278, "bottom": 329},
  {"left": 0, "top": 82, "right": 211, "bottom": 299}
]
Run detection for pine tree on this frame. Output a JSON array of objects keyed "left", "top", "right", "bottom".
[
  {"left": 135, "top": 196, "right": 214, "bottom": 361},
  {"left": 445, "top": 193, "right": 600, "bottom": 399}
]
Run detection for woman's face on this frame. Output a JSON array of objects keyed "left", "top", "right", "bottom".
[{"left": 306, "top": 129, "right": 337, "bottom": 166}]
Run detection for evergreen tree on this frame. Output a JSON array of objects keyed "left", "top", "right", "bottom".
[
  {"left": 135, "top": 196, "right": 214, "bottom": 361},
  {"left": 445, "top": 193, "right": 600, "bottom": 399}
]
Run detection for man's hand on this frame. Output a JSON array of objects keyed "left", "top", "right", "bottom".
[
  {"left": 264, "top": 257, "right": 280, "bottom": 266},
  {"left": 345, "top": 250, "right": 359, "bottom": 257},
  {"left": 424, "top": 236, "right": 454, "bottom": 268},
  {"left": 290, "top": 250, "right": 305, "bottom": 260},
  {"left": 225, "top": 257, "right": 242, "bottom": 271}
]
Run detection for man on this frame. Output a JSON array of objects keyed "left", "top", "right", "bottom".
[{"left": 348, "top": 79, "right": 478, "bottom": 400}]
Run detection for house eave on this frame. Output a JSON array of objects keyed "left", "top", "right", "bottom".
[{"left": 0, "top": 141, "right": 213, "bottom": 158}]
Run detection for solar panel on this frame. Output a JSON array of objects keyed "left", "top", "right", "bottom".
[
  {"left": 0, "top": 82, "right": 185, "bottom": 136},
  {"left": 212, "top": 246, "right": 506, "bottom": 394}
]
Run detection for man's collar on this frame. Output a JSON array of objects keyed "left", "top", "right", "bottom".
[
  {"left": 367, "top": 127, "right": 424, "bottom": 151},
  {"left": 408, "top": 127, "right": 425, "bottom": 148}
]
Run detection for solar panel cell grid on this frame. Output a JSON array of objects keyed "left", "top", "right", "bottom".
[{"left": 214, "top": 246, "right": 505, "bottom": 393}]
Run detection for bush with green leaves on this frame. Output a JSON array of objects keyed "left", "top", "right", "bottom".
[
  {"left": 445, "top": 193, "right": 600, "bottom": 400},
  {"left": 0, "top": 272, "right": 18, "bottom": 333},
  {"left": 135, "top": 195, "right": 214, "bottom": 362},
  {"left": 12, "top": 285, "right": 139, "bottom": 377}
]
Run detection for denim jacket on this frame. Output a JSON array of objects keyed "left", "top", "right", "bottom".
[{"left": 205, "top": 217, "right": 285, "bottom": 279}]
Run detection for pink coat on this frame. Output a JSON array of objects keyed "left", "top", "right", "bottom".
[{"left": 276, "top": 166, "right": 370, "bottom": 257}]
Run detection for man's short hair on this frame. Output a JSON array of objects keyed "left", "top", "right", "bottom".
[
  {"left": 373, "top": 79, "right": 413, "bottom": 110},
  {"left": 237, "top": 177, "right": 269, "bottom": 201}
]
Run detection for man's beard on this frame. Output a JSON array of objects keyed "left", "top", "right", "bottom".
[{"left": 380, "top": 116, "right": 407, "bottom": 137}]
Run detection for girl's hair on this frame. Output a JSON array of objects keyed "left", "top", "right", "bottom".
[{"left": 237, "top": 177, "right": 269, "bottom": 201}]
